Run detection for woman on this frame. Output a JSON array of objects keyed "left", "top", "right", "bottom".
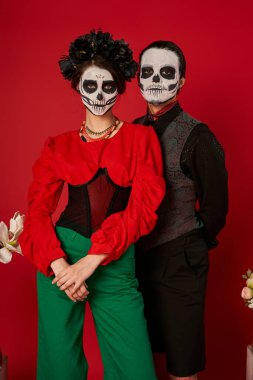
[{"left": 19, "top": 30, "right": 165, "bottom": 380}]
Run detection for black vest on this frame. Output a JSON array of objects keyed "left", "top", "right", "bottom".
[{"left": 138, "top": 111, "right": 202, "bottom": 252}]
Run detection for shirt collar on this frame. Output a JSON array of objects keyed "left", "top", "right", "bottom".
[{"left": 143, "top": 102, "right": 183, "bottom": 137}]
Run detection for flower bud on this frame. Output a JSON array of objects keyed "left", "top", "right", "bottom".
[
  {"left": 241, "top": 287, "right": 253, "bottom": 300},
  {"left": 246, "top": 279, "right": 253, "bottom": 289}
]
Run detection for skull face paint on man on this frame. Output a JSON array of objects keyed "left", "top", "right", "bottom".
[
  {"left": 79, "top": 66, "right": 118, "bottom": 115},
  {"left": 139, "top": 48, "right": 180, "bottom": 105}
]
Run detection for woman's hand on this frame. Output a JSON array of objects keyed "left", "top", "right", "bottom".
[
  {"left": 52, "top": 254, "right": 107, "bottom": 296},
  {"left": 67, "top": 283, "right": 88, "bottom": 302},
  {"left": 50, "top": 257, "right": 69, "bottom": 275},
  {"left": 50, "top": 257, "right": 87, "bottom": 302}
]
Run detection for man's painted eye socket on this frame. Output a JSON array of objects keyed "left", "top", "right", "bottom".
[
  {"left": 141, "top": 67, "right": 154, "bottom": 78},
  {"left": 143, "top": 68, "right": 153, "bottom": 75},
  {"left": 87, "top": 84, "right": 96, "bottom": 89},
  {"left": 160, "top": 66, "right": 176, "bottom": 79}
]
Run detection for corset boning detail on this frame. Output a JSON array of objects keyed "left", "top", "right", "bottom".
[{"left": 56, "top": 168, "right": 132, "bottom": 238}]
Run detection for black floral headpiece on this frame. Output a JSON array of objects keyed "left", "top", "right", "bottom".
[{"left": 59, "top": 30, "right": 138, "bottom": 82}]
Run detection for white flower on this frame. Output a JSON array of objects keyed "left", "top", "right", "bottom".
[
  {"left": 8, "top": 211, "right": 25, "bottom": 253},
  {"left": 0, "top": 247, "right": 12, "bottom": 264},
  {"left": 9, "top": 212, "right": 25, "bottom": 240},
  {"left": 248, "top": 299, "right": 253, "bottom": 309},
  {"left": 0, "top": 212, "right": 25, "bottom": 264}
]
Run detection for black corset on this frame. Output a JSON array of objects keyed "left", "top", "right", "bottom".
[{"left": 56, "top": 168, "right": 132, "bottom": 238}]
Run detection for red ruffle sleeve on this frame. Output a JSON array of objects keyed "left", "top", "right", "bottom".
[
  {"left": 19, "top": 124, "right": 165, "bottom": 275},
  {"left": 88, "top": 126, "right": 166, "bottom": 264},
  {"left": 19, "top": 137, "right": 66, "bottom": 276}
]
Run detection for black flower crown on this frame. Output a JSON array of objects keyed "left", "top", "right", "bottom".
[{"left": 59, "top": 30, "right": 138, "bottom": 82}]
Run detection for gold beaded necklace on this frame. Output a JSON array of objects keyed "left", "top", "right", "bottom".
[{"left": 80, "top": 118, "right": 120, "bottom": 142}]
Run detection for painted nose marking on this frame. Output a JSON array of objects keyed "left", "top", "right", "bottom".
[
  {"left": 97, "top": 92, "right": 103, "bottom": 101},
  {"left": 152, "top": 75, "right": 160, "bottom": 83}
]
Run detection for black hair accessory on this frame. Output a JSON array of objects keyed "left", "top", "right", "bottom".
[{"left": 59, "top": 30, "right": 138, "bottom": 81}]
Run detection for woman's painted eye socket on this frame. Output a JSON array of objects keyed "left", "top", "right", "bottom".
[
  {"left": 82, "top": 80, "right": 98, "bottom": 93},
  {"left": 102, "top": 81, "right": 117, "bottom": 94},
  {"left": 87, "top": 84, "right": 96, "bottom": 89}
]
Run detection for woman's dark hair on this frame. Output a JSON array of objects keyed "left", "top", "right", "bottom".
[
  {"left": 71, "top": 54, "right": 126, "bottom": 94},
  {"left": 58, "top": 30, "right": 138, "bottom": 95},
  {"left": 139, "top": 40, "right": 186, "bottom": 78}
]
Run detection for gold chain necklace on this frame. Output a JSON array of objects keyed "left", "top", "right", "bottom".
[
  {"left": 85, "top": 119, "right": 117, "bottom": 135},
  {"left": 80, "top": 118, "right": 120, "bottom": 142}
]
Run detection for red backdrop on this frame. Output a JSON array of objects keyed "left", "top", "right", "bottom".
[{"left": 0, "top": 1, "right": 252, "bottom": 379}]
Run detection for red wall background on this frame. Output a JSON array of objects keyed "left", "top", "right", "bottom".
[{"left": 0, "top": 1, "right": 252, "bottom": 379}]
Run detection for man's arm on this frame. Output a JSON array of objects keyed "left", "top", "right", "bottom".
[{"left": 181, "top": 124, "right": 228, "bottom": 248}]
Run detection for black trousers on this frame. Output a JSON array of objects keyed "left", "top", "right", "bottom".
[{"left": 135, "top": 229, "right": 209, "bottom": 377}]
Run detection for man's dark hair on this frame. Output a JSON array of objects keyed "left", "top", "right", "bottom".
[{"left": 139, "top": 41, "right": 186, "bottom": 78}]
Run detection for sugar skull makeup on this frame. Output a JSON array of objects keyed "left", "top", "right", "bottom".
[
  {"left": 139, "top": 48, "right": 180, "bottom": 105},
  {"left": 79, "top": 66, "right": 118, "bottom": 115}
]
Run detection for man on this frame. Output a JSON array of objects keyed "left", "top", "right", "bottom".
[{"left": 134, "top": 41, "right": 228, "bottom": 380}]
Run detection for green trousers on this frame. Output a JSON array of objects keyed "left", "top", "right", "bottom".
[{"left": 37, "top": 226, "right": 157, "bottom": 380}]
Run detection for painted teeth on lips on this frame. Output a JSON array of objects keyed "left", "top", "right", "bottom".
[{"left": 146, "top": 86, "right": 165, "bottom": 90}]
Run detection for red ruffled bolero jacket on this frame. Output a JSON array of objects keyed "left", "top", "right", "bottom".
[{"left": 19, "top": 122, "right": 166, "bottom": 276}]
